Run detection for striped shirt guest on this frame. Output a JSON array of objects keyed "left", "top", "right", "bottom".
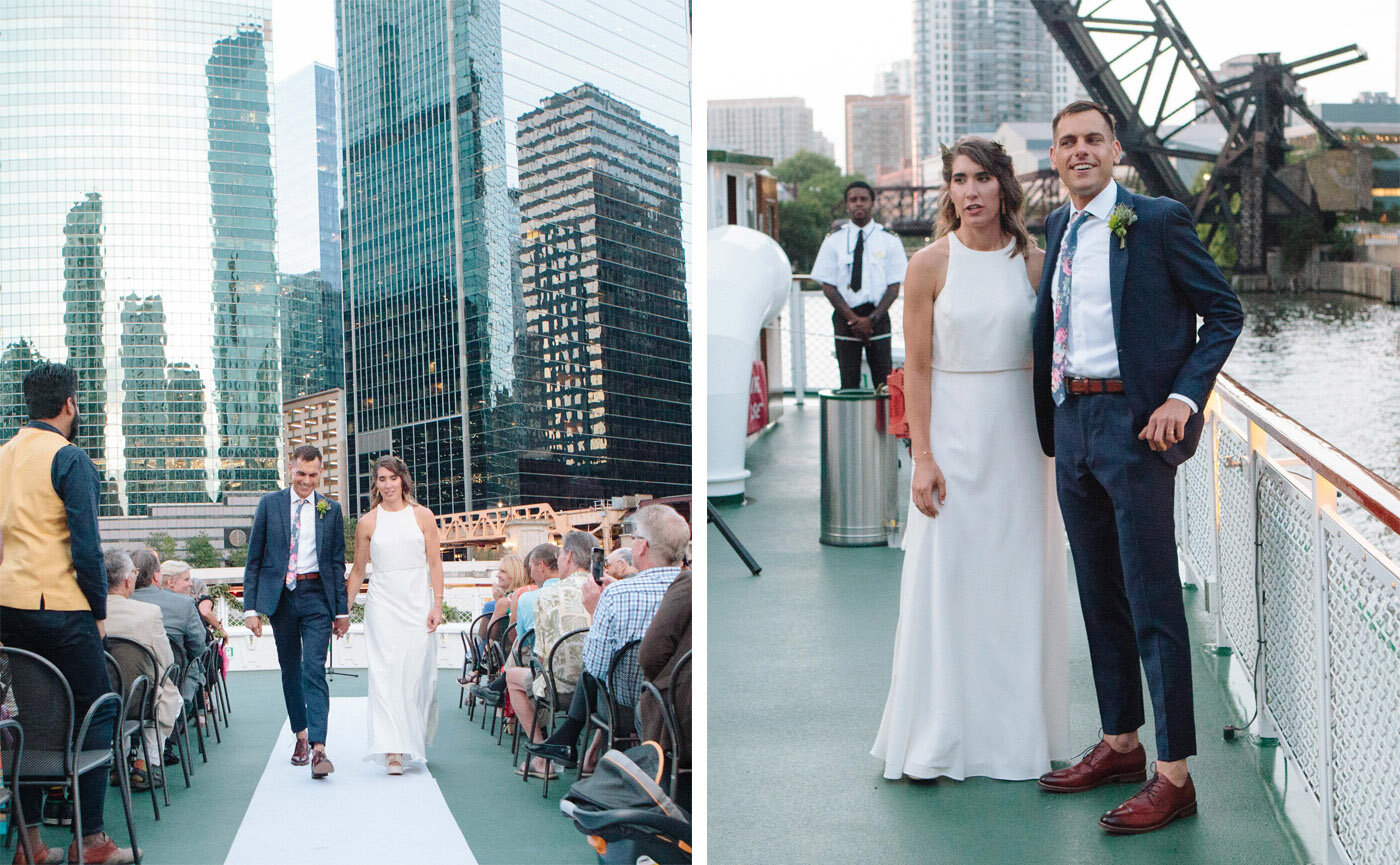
[{"left": 525, "top": 503, "right": 691, "bottom": 769}]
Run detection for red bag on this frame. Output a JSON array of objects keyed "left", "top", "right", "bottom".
[{"left": 887, "top": 368, "right": 909, "bottom": 438}]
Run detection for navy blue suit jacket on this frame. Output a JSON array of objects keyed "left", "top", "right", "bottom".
[
  {"left": 1032, "top": 184, "right": 1244, "bottom": 466},
  {"left": 242, "top": 488, "right": 347, "bottom": 619}
]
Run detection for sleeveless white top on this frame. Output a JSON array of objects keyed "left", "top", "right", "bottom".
[
  {"left": 369, "top": 504, "right": 427, "bottom": 574},
  {"left": 932, "top": 233, "right": 1036, "bottom": 373}
]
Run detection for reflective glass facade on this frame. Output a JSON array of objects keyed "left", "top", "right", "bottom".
[
  {"left": 0, "top": 1, "right": 282, "bottom": 516},
  {"left": 338, "top": 0, "right": 691, "bottom": 515}
]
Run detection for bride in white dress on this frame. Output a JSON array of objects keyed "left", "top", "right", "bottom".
[
  {"left": 345, "top": 455, "right": 443, "bottom": 774},
  {"left": 872, "top": 138, "right": 1069, "bottom": 781}
]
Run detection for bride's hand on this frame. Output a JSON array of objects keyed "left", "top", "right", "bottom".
[
  {"left": 912, "top": 459, "right": 947, "bottom": 518},
  {"left": 427, "top": 607, "right": 443, "bottom": 633}
]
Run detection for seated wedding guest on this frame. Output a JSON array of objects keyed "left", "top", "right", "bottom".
[
  {"left": 526, "top": 504, "right": 688, "bottom": 769},
  {"left": 103, "top": 549, "right": 181, "bottom": 792},
  {"left": 474, "top": 544, "right": 558, "bottom": 705},
  {"left": 131, "top": 554, "right": 206, "bottom": 706},
  {"left": 639, "top": 568, "right": 691, "bottom": 806},
  {"left": 0, "top": 362, "right": 132, "bottom": 864},
  {"left": 486, "top": 554, "right": 530, "bottom": 629},
  {"left": 605, "top": 548, "right": 638, "bottom": 580},
  {"left": 510, "top": 531, "right": 596, "bottom": 778},
  {"left": 130, "top": 549, "right": 160, "bottom": 596},
  {"left": 515, "top": 542, "right": 561, "bottom": 637}
]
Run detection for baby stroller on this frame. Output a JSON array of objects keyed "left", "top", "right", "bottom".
[{"left": 560, "top": 741, "right": 691, "bottom": 864}]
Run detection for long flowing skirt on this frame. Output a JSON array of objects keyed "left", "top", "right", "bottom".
[
  {"left": 871, "top": 367, "right": 1070, "bottom": 780},
  {"left": 364, "top": 566, "right": 439, "bottom": 765}
]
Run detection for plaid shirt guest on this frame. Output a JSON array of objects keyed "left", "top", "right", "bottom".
[{"left": 581, "top": 565, "right": 682, "bottom": 708}]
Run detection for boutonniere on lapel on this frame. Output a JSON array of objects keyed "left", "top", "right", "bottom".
[
  {"left": 1108, "top": 204, "right": 1137, "bottom": 249},
  {"left": 316, "top": 499, "right": 330, "bottom": 520}
]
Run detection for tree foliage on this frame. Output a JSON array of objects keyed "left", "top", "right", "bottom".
[
  {"left": 773, "top": 151, "right": 868, "bottom": 274},
  {"left": 183, "top": 532, "right": 222, "bottom": 569},
  {"left": 145, "top": 532, "right": 177, "bottom": 561},
  {"left": 344, "top": 516, "right": 357, "bottom": 563},
  {"left": 225, "top": 546, "right": 248, "bottom": 568}
]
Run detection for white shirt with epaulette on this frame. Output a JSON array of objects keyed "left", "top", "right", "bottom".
[{"left": 811, "top": 221, "right": 909, "bottom": 308}]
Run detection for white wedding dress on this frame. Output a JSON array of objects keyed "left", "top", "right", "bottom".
[
  {"left": 871, "top": 232, "right": 1070, "bottom": 781},
  {"left": 363, "top": 504, "right": 439, "bottom": 766}
]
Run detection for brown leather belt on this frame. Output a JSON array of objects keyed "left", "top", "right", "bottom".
[
  {"left": 295, "top": 571, "right": 320, "bottom": 581},
  {"left": 1066, "top": 377, "right": 1125, "bottom": 395}
]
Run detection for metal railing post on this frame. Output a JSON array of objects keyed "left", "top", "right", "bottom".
[
  {"left": 789, "top": 279, "right": 807, "bottom": 405},
  {"left": 1311, "top": 473, "right": 1339, "bottom": 864},
  {"left": 1207, "top": 410, "right": 1230, "bottom": 650},
  {"left": 1248, "top": 420, "right": 1277, "bottom": 743}
]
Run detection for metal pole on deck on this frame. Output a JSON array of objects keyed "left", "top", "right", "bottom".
[{"left": 789, "top": 279, "right": 806, "bottom": 406}]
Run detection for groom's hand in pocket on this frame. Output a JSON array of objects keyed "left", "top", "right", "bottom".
[
  {"left": 1138, "top": 398, "right": 1192, "bottom": 452},
  {"left": 912, "top": 461, "right": 947, "bottom": 518}
]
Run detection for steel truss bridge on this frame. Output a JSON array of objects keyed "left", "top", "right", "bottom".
[{"left": 875, "top": 0, "right": 1371, "bottom": 278}]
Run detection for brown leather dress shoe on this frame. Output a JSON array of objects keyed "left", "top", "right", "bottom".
[
  {"left": 1038, "top": 740, "right": 1147, "bottom": 793},
  {"left": 1100, "top": 772, "right": 1197, "bottom": 834},
  {"left": 310, "top": 748, "right": 335, "bottom": 779},
  {"left": 291, "top": 738, "right": 311, "bottom": 766}
]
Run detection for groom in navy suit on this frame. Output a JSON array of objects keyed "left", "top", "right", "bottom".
[
  {"left": 243, "top": 443, "right": 348, "bottom": 778},
  {"left": 1032, "top": 102, "right": 1243, "bottom": 833}
]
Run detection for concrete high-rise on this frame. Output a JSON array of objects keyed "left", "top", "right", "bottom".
[
  {"left": 846, "top": 94, "right": 912, "bottom": 181},
  {"left": 708, "top": 97, "right": 836, "bottom": 164},
  {"left": 0, "top": 2, "right": 281, "bottom": 516}
]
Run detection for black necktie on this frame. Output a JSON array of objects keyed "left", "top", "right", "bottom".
[{"left": 851, "top": 228, "right": 864, "bottom": 295}]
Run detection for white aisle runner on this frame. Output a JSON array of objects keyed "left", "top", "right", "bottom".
[{"left": 225, "top": 697, "right": 476, "bottom": 865}]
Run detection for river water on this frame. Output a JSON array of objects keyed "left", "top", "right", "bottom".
[{"left": 1223, "top": 291, "right": 1400, "bottom": 559}]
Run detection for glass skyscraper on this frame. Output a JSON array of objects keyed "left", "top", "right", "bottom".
[
  {"left": 275, "top": 62, "right": 345, "bottom": 401},
  {"left": 0, "top": 1, "right": 282, "bottom": 516},
  {"left": 338, "top": 0, "right": 691, "bottom": 515}
]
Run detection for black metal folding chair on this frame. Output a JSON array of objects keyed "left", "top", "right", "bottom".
[
  {"left": 463, "top": 615, "right": 492, "bottom": 720},
  {"left": 102, "top": 643, "right": 161, "bottom": 816},
  {"left": 526, "top": 627, "right": 589, "bottom": 798},
  {"left": 0, "top": 717, "right": 35, "bottom": 865},
  {"left": 500, "top": 629, "right": 534, "bottom": 749},
  {"left": 0, "top": 647, "right": 139, "bottom": 865},
  {"left": 582, "top": 639, "right": 644, "bottom": 762}
]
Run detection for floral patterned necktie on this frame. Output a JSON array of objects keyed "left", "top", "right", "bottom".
[
  {"left": 286, "top": 498, "right": 307, "bottom": 590},
  {"left": 1051, "top": 210, "right": 1093, "bottom": 406}
]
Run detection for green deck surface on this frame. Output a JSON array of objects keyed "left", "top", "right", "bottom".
[
  {"left": 9, "top": 670, "right": 592, "bottom": 864},
  {"left": 708, "top": 400, "right": 1308, "bottom": 865}
]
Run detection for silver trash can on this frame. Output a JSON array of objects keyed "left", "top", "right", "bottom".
[{"left": 820, "top": 389, "right": 898, "bottom": 546}]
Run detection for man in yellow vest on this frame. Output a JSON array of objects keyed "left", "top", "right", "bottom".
[{"left": 0, "top": 362, "right": 135, "bottom": 865}]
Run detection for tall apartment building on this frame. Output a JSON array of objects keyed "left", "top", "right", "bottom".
[
  {"left": 338, "top": 0, "right": 691, "bottom": 515},
  {"left": 707, "top": 97, "right": 836, "bottom": 164},
  {"left": 0, "top": 2, "right": 282, "bottom": 517},
  {"left": 874, "top": 59, "right": 913, "bottom": 96},
  {"left": 846, "top": 94, "right": 912, "bottom": 181},
  {"left": 913, "top": 0, "right": 1086, "bottom": 173}
]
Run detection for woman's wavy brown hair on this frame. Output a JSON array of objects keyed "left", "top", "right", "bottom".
[
  {"left": 935, "top": 136, "right": 1033, "bottom": 259},
  {"left": 369, "top": 454, "right": 418, "bottom": 509}
]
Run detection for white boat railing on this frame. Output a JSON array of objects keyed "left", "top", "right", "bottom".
[{"left": 1177, "top": 373, "right": 1400, "bottom": 865}]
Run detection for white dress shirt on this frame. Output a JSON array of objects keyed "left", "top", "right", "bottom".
[
  {"left": 811, "top": 221, "right": 909, "bottom": 308},
  {"left": 1053, "top": 180, "right": 1197, "bottom": 413},
  {"left": 290, "top": 493, "right": 318, "bottom": 575}
]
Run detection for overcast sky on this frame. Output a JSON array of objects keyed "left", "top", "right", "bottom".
[
  {"left": 695, "top": 0, "right": 1397, "bottom": 162},
  {"left": 270, "top": 0, "right": 337, "bottom": 83}
]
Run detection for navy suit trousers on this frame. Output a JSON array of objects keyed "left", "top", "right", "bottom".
[
  {"left": 267, "top": 582, "right": 332, "bottom": 744},
  {"left": 1054, "top": 393, "right": 1197, "bottom": 761}
]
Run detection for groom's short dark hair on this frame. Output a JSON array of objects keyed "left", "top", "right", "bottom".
[
  {"left": 291, "top": 444, "right": 323, "bottom": 465},
  {"left": 1052, "top": 101, "right": 1117, "bottom": 140}
]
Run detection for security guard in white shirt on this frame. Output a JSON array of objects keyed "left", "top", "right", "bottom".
[{"left": 811, "top": 181, "right": 909, "bottom": 389}]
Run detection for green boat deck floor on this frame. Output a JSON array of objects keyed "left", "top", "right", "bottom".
[
  {"left": 708, "top": 399, "right": 1307, "bottom": 864},
  {"left": 8, "top": 669, "right": 592, "bottom": 865}
]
